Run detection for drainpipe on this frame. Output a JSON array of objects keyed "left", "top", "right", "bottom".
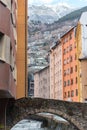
[{"left": 25, "top": 0, "right": 28, "bottom": 97}]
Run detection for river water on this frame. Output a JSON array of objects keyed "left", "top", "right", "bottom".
[
  {"left": 11, "top": 119, "right": 48, "bottom": 130},
  {"left": 11, "top": 113, "right": 78, "bottom": 130}
]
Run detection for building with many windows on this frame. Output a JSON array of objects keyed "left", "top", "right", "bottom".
[
  {"left": 50, "top": 40, "right": 63, "bottom": 100},
  {"left": 61, "top": 27, "right": 79, "bottom": 102},
  {"left": 0, "top": 0, "right": 27, "bottom": 128},
  {"left": 0, "top": 0, "right": 17, "bottom": 98},
  {"left": 49, "top": 12, "right": 87, "bottom": 102},
  {"left": 49, "top": 27, "right": 79, "bottom": 101},
  {"left": 0, "top": 0, "right": 27, "bottom": 99}
]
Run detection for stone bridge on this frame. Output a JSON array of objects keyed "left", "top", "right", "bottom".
[{"left": 6, "top": 98, "right": 87, "bottom": 130}]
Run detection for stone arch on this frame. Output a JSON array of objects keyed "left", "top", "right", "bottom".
[
  {"left": 7, "top": 98, "right": 87, "bottom": 130},
  {"left": 9, "top": 109, "right": 79, "bottom": 130}
]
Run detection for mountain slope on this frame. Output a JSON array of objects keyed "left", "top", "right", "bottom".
[
  {"left": 45, "top": 6, "right": 87, "bottom": 32},
  {"left": 28, "top": 4, "right": 73, "bottom": 24},
  {"left": 29, "top": 5, "right": 58, "bottom": 24},
  {"left": 28, "top": 6, "right": 87, "bottom": 72},
  {"left": 57, "top": 6, "right": 87, "bottom": 23},
  {"left": 51, "top": 3, "right": 74, "bottom": 18}
]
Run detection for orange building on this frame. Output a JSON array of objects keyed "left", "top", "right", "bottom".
[{"left": 62, "top": 27, "right": 79, "bottom": 102}]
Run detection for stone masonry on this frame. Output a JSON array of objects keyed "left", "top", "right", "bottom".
[{"left": 6, "top": 98, "right": 87, "bottom": 130}]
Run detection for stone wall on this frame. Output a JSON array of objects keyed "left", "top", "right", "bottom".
[{"left": 6, "top": 98, "right": 87, "bottom": 130}]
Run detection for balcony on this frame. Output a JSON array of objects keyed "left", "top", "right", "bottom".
[
  {"left": 0, "top": 62, "right": 16, "bottom": 98},
  {"left": 0, "top": 2, "right": 10, "bottom": 36}
]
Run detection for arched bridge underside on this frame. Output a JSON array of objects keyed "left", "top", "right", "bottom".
[{"left": 6, "top": 98, "right": 87, "bottom": 130}]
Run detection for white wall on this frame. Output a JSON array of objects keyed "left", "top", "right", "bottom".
[{"left": 80, "top": 12, "right": 87, "bottom": 58}]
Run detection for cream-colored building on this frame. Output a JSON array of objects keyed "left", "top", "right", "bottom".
[
  {"left": 76, "top": 12, "right": 87, "bottom": 102},
  {"left": 50, "top": 41, "right": 63, "bottom": 99},
  {"left": 34, "top": 66, "right": 50, "bottom": 99}
]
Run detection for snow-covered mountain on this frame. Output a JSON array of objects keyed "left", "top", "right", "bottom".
[
  {"left": 28, "top": 5, "right": 58, "bottom": 24},
  {"left": 28, "top": 4, "right": 74, "bottom": 24},
  {"left": 51, "top": 3, "right": 74, "bottom": 18}
]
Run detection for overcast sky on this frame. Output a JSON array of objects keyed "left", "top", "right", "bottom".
[{"left": 28, "top": 0, "right": 87, "bottom": 8}]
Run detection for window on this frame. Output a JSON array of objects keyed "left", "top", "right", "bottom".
[
  {"left": 67, "top": 68, "right": 70, "bottom": 75},
  {"left": 64, "top": 49, "right": 66, "bottom": 54},
  {"left": 70, "top": 67, "right": 73, "bottom": 73},
  {"left": 70, "top": 56, "right": 73, "bottom": 62},
  {"left": 69, "top": 44, "right": 72, "bottom": 51},
  {"left": 66, "top": 47, "right": 68, "bottom": 53},
  {"left": 68, "top": 91, "right": 70, "bottom": 97},
  {"left": 64, "top": 92, "right": 67, "bottom": 98},
  {"left": 64, "top": 81, "right": 66, "bottom": 87},
  {"left": 66, "top": 37, "right": 68, "bottom": 42},
  {"left": 76, "top": 89, "right": 78, "bottom": 96},
  {"left": 67, "top": 80, "right": 70, "bottom": 86},
  {"left": 67, "top": 57, "right": 69, "bottom": 64},
  {"left": 75, "top": 77, "right": 78, "bottom": 84},
  {"left": 64, "top": 70, "right": 66, "bottom": 76},
  {"left": 71, "top": 90, "right": 74, "bottom": 97},
  {"left": 75, "top": 65, "right": 77, "bottom": 72},
  {"left": 71, "top": 79, "right": 73, "bottom": 85}
]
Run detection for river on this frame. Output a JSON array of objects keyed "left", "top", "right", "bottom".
[
  {"left": 11, "top": 119, "right": 48, "bottom": 130},
  {"left": 11, "top": 113, "right": 78, "bottom": 130}
]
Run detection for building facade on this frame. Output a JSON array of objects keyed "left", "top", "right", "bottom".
[
  {"left": 49, "top": 14, "right": 87, "bottom": 102},
  {"left": 50, "top": 41, "right": 63, "bottom": 100},
  {"left": 34, "top": 66, "right": 50, "bottom": 99},
  {"left": 62, "top": 27, "right": 79, "bottom": 102},
  {"left": 28, "top": 73, "right": 34, "bottom": 97},
  {"left": 0, "top": 0, "right": 27, "bottom": 99},
  {"left": 0, "top": 0, "right": 27, "bottom": 129},
  {"left": 76, "top": 12, "right": 87, "bottom": 102},
  {"left": 0, "top": 0, "right": 17, "bottom": 98}
]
